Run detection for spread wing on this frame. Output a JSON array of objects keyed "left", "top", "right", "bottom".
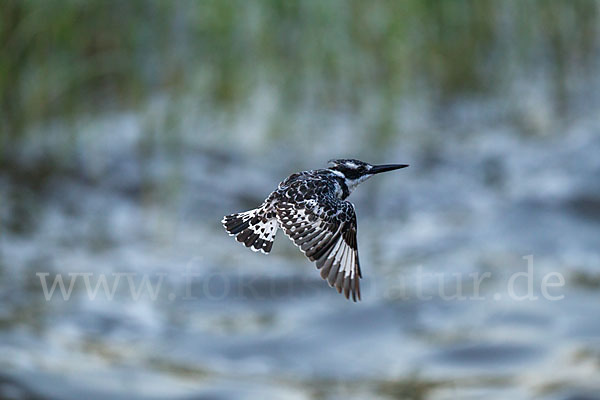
[{"left": 276, "top": 200, "right": 362, "bottom": 301}]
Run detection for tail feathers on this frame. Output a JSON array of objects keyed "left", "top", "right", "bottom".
[{"left": 222, "top": 209, "right": 278, "bottom": 254}]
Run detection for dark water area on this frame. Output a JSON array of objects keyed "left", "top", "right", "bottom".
[
  {"left": 2, "top": 1, "right": 600, "bottom": 399},
  {"left": 2, "top": 101, "right": 600, "bottom": 400}
]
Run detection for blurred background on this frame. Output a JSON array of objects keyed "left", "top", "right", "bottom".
[{"left": 2, "top": 1, "right": 600, "bottom": 399}]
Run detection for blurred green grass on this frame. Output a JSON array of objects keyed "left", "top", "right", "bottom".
[{"left": 1, "top": 0, "right": 599, "bottom": 153}]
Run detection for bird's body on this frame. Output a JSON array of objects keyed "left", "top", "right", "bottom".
[{"left": 222, "top": 159, "right": 408, "bottom": 301}]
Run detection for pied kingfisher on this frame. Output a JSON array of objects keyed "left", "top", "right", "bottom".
[{"left": 222, "top": 159, "right": 409, "bottom": 301}]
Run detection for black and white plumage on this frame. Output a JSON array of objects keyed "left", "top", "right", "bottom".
[{"left": 222, "top": 159, "right": 409, "bottom": 301}]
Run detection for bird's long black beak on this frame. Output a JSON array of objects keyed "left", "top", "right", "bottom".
[{"left": 370, "top": 164, "right": 409, "bottom": 174}]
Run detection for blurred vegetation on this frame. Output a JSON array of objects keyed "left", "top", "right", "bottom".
[{"left": 1, "top": 0, "right": 599, "bottom": 156}]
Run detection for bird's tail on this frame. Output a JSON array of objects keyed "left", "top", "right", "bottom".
[{"left": 221, "top": 208, "right": 278, "bottom": 254}]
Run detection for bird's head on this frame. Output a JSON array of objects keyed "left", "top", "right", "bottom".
[{"left": 327, "top": 159, "right": 409, "bottom": 193}]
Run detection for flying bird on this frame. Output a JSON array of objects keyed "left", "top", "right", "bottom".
[{"left": 222, "top": 159, "right": 409, "bottom": 301}]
